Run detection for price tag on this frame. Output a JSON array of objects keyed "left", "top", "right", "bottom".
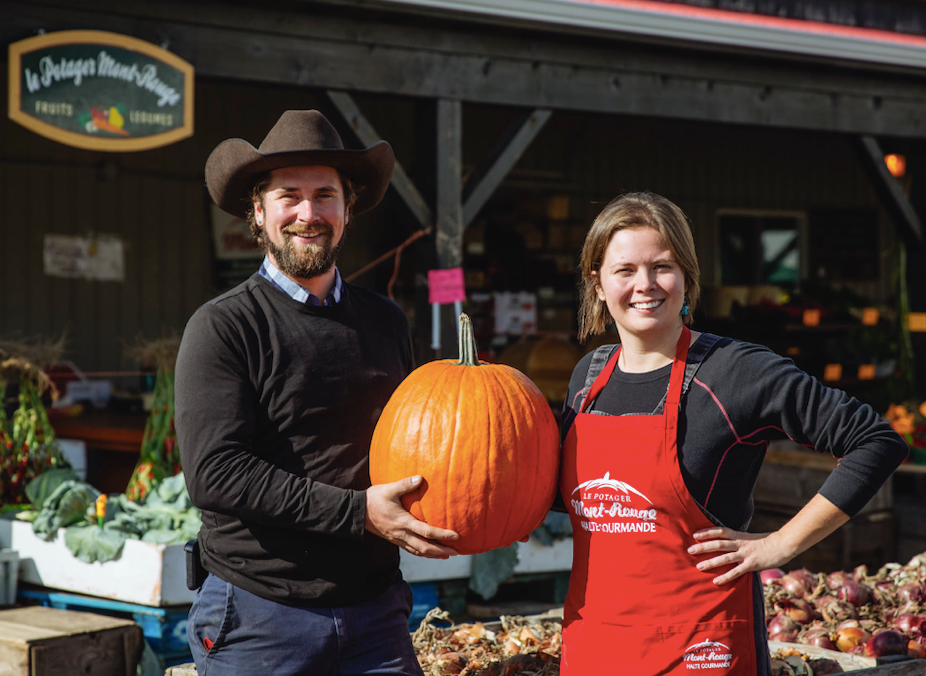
[
  {"left": 823, "top": 364, "right": 842, "bottom": 382},
  {"left": 428, "top": 268, "right": 466, "bottom": 305},
  {"left": 909, "top": 313, "right": 926, "bottom": 333},
  {"left": 857, "top": 364, "right": 876, "bottom": 380},
  {"left": 802, "top": 309, "right": 820, "bottom": 327},
  {"left": 861, "top": 308, "right": 879, "bottom": 326}
]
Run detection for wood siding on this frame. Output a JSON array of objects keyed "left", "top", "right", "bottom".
[{"left": 0, "top": 75, "right": 900, "bottom": 375}]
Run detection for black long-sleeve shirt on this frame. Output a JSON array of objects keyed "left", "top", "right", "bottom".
[
  {"left": 175, "top": 273, "right": 414, "bottom": 607},
  {"left": 562, "top": 333, "right": 907, "bottom": 530}
]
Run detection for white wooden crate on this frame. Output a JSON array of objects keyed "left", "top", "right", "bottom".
[
  {"left": 0, "top": 519, "right": 573, "bottom": 604},
  {"left": 0, "top": 520, "right": 192, "bottom": 607},
  {"left": 399, "top": 535, "right": 573, "bottom": 582}
]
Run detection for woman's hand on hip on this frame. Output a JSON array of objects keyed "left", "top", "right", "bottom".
[
  {"left": 687, "top": 527, "right": 791, "bottom": 586},
  {"left": 688, "top": 494, "right": 851, "bottom": 586}
]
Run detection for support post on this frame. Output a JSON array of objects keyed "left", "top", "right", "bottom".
[
  {"left": 436, "top": 98, "right": 463, "bottom": 269},
  {"left": 855, "top": 135, "right": 923, "bottom": 249},
  {"left": 463, "top": 109, "right": 552, "bottom": 228},
  {"left": 326, "top": 90, "right": 432, "bottom": 228}
]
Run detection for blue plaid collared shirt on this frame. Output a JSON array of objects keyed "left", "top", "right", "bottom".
[{"left": 258, "top": 256, "right": 343, "bottom": 306}]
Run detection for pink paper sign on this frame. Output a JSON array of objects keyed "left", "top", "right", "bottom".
[{"left": 428, "top": 267, "right": 466, "bottom": 304}]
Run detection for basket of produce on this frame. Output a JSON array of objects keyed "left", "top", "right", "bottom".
[
  {"left": 761, "top": 552, "right": 926, "bottom": 665},
  {"left": 412, "top": 608, "right": 562, "bottom": 675}
]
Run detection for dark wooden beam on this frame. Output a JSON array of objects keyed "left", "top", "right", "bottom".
[
  {"left": 326, "top": 90, "right": 433, "bottom": 227},
  {"left": 436, "top": 98, "right": 463, "bottom": 269},
  {"left": 3, "top": 1, "right": 926, "bottom": 138},
  {"left": 462, "top": 109, "right": 552, "bottom": 227},
  {"left": 855, "top": 135, "right": 923, "bottom": 249}
]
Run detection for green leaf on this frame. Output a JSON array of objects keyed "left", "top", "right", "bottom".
[
  {"left": 140, "top": 528, "right": 185, "bottom": 545},
  {"left": 25, "top": 468, "right": 80, "bottom": 510},
  {"left": 31, "top": 481, "right": 100, "bottom": 539},
  {"left": 469, "top": 543, "right": 520, "bottom": 601},
  {"left": 64, "top": 524, "right": 127, "bottom": 563}
]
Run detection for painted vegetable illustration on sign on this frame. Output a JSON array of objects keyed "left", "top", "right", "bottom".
[{"left": 369, "top": 313, "right": 560, "bottom": 555}]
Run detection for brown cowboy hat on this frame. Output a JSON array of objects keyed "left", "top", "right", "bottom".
[{"left": 205, "top": 109, "right": 394, "bottom": 218}]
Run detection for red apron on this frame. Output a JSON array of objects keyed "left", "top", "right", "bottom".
[{"left": 560, "top": 327, "right": 757, "bottom": 675}]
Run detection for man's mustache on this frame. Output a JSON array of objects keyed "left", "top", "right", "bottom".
[{"left": 282, "top": 222, "right": 333, "bottom": 238}]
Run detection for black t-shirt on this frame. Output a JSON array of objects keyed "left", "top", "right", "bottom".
[{"left": 175, "top": 273, "right": 414, "bottom": 607}]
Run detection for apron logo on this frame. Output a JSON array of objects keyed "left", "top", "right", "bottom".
[
  {"left": 570, "top": 472, "right": 658, "bottom": 534},
  {"left": 683, "top": 638, "right": 733, "bottom": 669}
]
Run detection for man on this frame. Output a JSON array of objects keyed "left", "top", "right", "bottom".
[{"left": 176, "top": 110, "right": 458, "bottom": 676}]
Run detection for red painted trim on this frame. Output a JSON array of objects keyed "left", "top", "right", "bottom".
[{"left": 567, "top": 0, "right": 926, "bottom": 48}]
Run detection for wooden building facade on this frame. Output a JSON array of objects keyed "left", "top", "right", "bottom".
[{"left": 2, "top": 0, "right": 926, "bottom": 407}]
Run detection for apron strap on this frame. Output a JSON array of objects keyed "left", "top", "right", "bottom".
[
  {"left": 651, "top": 332, "right": 723, "bottom": 414},
  {"left": 578, "top": 332, "right": 724, "bottom": 415}
]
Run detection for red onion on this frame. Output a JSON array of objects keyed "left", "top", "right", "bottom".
[
  {"left": 809, "top": 635, "right": 837, "bottom": 651},
  {"left": 835, "top": 619, "right": 860, "bottom": 631},
  {"left": 836, "top": 578, "right": 871, "bottom": 606},
  {"left": 791, "top": 568, "right": 817, "bottom": 587},
  {"left": 768, "top": 611, "right": 801, "bottom": 641},
  {"left": 826, "top": 571, "right": 849, "bottom": 589},
  {"left": 892, "top": 612, "right": 925, "bottom": 638},
  {"left": 801, "top": 626, "right": 837, "bottom": 650},
  {"left": 908, "top": 640, "right": 926, "bottom": 659},
  {"left": 807, "top": 658, "right": 844, "bottom": 675},
  {"left": 898, "top": 581, "right": 926, "bottom": 605},
  {"left": 864, "top": 629, "right": 908, "bottom": 658},
  {"left": 834, "top": 626, "right": 870, "bottom": 653},
  {"left": 816, "top": 597, "right": 857, "bottom": 624},
  {"left": 781, "top": 598, "right": 816, "bottom": 624},
  {"left": 780, "top": 572, "right": 813, "bottom": 598},
  {"left": 761, "top": 568, "right": 786, "bottom": 585}
]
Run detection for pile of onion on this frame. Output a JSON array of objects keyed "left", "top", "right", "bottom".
[{"left": 761, "top": 552, "right": 926, "bottom": 660}]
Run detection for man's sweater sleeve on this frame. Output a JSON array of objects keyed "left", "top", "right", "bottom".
[
  {"left": 730, "top": 343, "right": 908, "bottom": 517},
  {"left": 175, "top": 303, "right": 366, "bottom": 539}
]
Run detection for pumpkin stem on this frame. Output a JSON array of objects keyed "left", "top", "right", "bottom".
[{"left": 457, "top": 313, "right": 480, "bottom": 367}]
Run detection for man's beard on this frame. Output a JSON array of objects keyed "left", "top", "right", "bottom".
[{"left": 260, "top": 222, "right": 345, "bottom": 280}]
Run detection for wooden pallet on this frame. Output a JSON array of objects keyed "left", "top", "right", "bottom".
[{"left": 0, "top": 606, "right": 143, "bottom": 676}]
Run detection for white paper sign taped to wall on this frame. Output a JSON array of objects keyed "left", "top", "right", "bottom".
[{"left": 43, "top": 234, "right": 125, "bottom": 281}]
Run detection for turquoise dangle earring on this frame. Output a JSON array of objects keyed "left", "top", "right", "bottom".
[{"left": 680, "top": 301, "right": 690, "bottom": 316}]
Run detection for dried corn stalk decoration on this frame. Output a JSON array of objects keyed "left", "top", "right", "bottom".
[
  {"left": 125, "top": 335, "right": 181, "bottom": 501},
  {"left": 0, "top": 337, "right": 68, "bottom": 507}
]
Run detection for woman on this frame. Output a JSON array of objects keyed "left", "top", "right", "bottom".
[{"left": 559, "top": 192, "right": 907, "bottom": 675}]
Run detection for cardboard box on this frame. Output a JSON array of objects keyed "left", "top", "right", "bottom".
[{"left": 0, "top": 606, "right": 142, "bottom": 676}]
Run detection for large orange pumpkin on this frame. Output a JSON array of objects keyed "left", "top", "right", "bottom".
[{"left": 369, "top": 314, "right": 560, "bottom": 555}]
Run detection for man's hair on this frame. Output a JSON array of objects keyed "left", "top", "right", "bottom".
[
  {"left": 244, "top": 169, "right": 363, "bottom": 240},
  {"left": 577, "top": 191, "right": 701, "bottom": 342}
]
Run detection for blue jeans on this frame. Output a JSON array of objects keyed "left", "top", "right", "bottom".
[{"left": 187, "top": 574, "right": 423, "bottom": 676}]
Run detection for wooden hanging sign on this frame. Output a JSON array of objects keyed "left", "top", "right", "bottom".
[{"left": 8, "top": 30, "right": 194, "bottom": 152}]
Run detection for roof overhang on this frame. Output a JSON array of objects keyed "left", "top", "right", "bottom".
[{"left": 376, "top": 0, "right": 926, "bottom": 71}]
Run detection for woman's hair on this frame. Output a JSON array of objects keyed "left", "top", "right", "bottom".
[{"left": 578, "top": 191, "right": 701, "bottom": 341}]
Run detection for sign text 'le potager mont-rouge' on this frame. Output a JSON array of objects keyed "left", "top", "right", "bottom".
[{"left": 8, "top": 30, "right": 194, "bottom": 152}]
